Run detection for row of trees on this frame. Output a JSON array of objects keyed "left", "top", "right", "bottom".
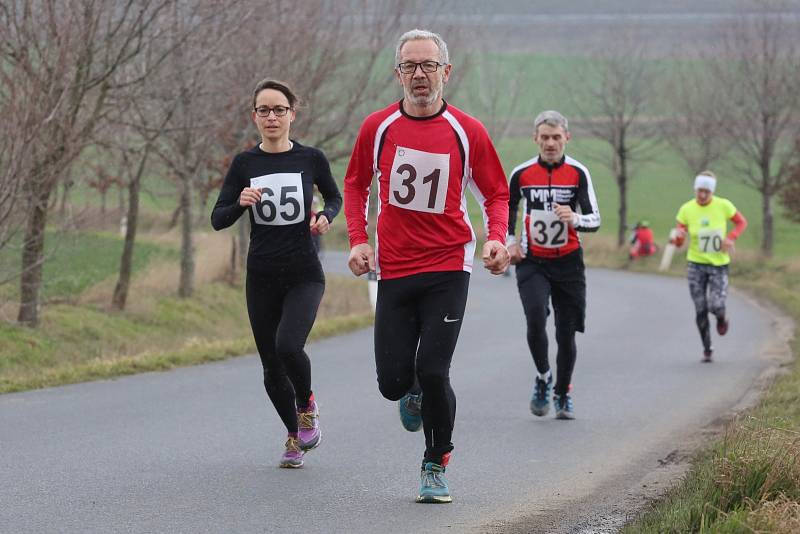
[
  {"left": 0, "top": 0, "right": 424, "bottom": 326},
  {"left": 567, "top": 6, "right": 800, "bottom": 250},
  {"left": 1, "top": 1, "right": 798, "bottom": 328}
]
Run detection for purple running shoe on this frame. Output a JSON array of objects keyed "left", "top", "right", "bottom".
[
  {"left": 279, "top": 437, "right": 304, "bottom": 468},
  {"left": 298, "top": 395, "right": 321, "bottom": 451}
]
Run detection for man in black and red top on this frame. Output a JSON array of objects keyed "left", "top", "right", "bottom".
[
  {"left": 507, "top": 110, "right": 600, "bottom": 420},
  {"left": 345, "top": 29, "right": 509, "bottom": 504}
]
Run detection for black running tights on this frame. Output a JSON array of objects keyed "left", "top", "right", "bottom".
[
  {"left": 374, "top": 271, "right": 470, "bottom": 462},
  {"left": 246, "top": 269, "right": 324, "bottom": 434}
]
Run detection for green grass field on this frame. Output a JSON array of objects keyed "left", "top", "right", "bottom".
[
  {"left": 0, "top": 226, "right": 371, "bottom": 393},
  {"left": 0, "top": 231, "right": 177, "bottom": 301}
]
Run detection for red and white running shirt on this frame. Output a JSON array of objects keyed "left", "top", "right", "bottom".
[
  {"left": 344, "top": 101, "right": 509, "bottom": 279},
  {"left": 507, "top": 155, "right": 601, "bottom": 259}
]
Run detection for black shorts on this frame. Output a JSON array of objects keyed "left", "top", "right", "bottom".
[{"left": 516, "top": 248, "right": 586, "bottom": 333}]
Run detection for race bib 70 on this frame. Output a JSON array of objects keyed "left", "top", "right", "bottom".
[{"left": 697, "top": 228, "right": 724, "bottom": 253}]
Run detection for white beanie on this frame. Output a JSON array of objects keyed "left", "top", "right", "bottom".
[{"left": 694, "top": 174, "right": 716, "bottom": 193}]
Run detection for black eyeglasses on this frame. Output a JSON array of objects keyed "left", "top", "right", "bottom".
[
  {"left": 254, "top": 105, "right": 291, "bottom": 117},
  {"left": 396, "top": 61, "right": 444, "bottom": 74}
]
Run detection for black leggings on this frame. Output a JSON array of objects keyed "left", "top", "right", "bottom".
[
  {"left": 246, "top": 267, "right": 324, "bottom": 434},
  {"left": 516, "top": 250, "right": 586, "bottom": 397},
  {"left": 374, "top": 271, "right": 470, "bottom": 462},
  {"left": 687, "top": 262, "right": 729, "bottom": 352}
]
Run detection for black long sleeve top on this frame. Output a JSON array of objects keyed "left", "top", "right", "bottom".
[{"left": 211, "top": 141, "right": 342, "bottom": 273}]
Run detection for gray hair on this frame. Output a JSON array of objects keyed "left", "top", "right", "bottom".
[
  {"left": 534, "top": 110, "right": 569, "bottom": 133},
  {"left": 395, "top": 29, "right": 449, "bottom": 65}
]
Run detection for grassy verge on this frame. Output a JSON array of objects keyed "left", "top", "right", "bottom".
[
  {"left": 0, "top": 230, "right": 177, "bottom": 302},
  {"left": 0, "top": 274, "right": 372, "bottom": 394},
  {"left": 581, "top": 236, "right": 800, "bottom": 532}
]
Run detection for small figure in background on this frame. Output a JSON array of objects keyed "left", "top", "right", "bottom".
[{"left": 628, "top": 220, "right": 658, "bottom": 261}]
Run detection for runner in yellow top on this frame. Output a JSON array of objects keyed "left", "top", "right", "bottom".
[{"left": 671, "top": 171, "right": 748, "bottom": 362}]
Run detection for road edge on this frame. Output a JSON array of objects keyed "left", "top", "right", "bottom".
[{"left": 484, "top": 283, "right": 796, "bottom": 534}]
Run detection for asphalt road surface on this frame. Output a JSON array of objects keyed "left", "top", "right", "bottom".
[{"left": 1, "top": 252, "right": 775, "bottom": 533}]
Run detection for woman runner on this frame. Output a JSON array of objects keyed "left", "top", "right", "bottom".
[
  {"left": 211, "top": 79, "right": 342, "bottom": 467},
  {"left": 671, "top": 171, "right": 747, "bottom": 362}
]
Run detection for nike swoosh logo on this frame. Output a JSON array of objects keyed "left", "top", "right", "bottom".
[{"left": 443, "top": 315, "right": 460, "bottom": 323}]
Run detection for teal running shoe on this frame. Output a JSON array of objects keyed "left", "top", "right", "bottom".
[
  {"left": 529, "top": 375, "right": 552, "bottom": 416},
  {"left": 553, "top": 393, "right": 575, "bottom": 420},
  {"left": 416, "top": 462, "right": 452, "bottom": 503},
  {"left": 398, "top": 392, "right": 423, "bottom": 432}
]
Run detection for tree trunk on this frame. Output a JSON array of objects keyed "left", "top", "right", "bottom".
[
  {"left": 616, "top": 154, "right": 628, "bottom": 248},
  {"left": 168, "top": 203, "right": 181, "bottom": 230},
  {"left": 761, "top": 188, "right": 773, "bottom": 257},
  {"left": 178, "top": 174, "right": 194, "bottom": 298},
  {"left": 17, "top": 199, "right": 48, "bottom": 326},
  {"left": 59, "top": 181, "right": 73, "bottom": 221},
  {"left": 112, "top": 175, "right": 141, "bottom": 310},
  {"left": 113, "top": 147, "right": 152, "bottom": 310},
  {"left": 229, "top": 234, "right": 238, "bottom": 284},
  {"left": 197, "top": 189, "right": 210, "bottom": 224}
]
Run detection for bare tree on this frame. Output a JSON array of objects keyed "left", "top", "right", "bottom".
[
  {"left": 468, "top": 50, "right": 524, "bottom": 144},
  {"left": 106, "top": 0, "right": 226, "bottom": 309},
  {"left": 103, "top": 94, "right": 174, "bottom": 311},
  {"left": 207, "top": 100, "right": 254, "bottom": 280},
  {"left": 1, "top": 0, "right": 171, "bottom": 326},
  {"left": 147, "top": 1, "right": 246, "bottom": 298},
  {"left": 219, "top": 0, "right": 422, "bottom": 162},
  {"left": 110, "top": 139, "right": 155, "bottom": 310},
  {"left": 566, "top": 31, "right": 661, "bottom": 246},
  {"left": 659, "top": 58, "right": 731, "bottom": 176},
  {"left": 0, "top": 11, "right": 57, "bottom": 265},
  {"left": 706, "top": 5, "right": 800, "bottom": 256},
  {"left": 0, "top": 94, "right": 35, "bottom": 259}
]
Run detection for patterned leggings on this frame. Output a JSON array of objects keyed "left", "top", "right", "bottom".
[{"left": 687, "top": 262, "right": 729, "bottom": 351}]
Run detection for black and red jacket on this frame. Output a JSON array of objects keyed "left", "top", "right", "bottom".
[{"left": 507, "top": 155, "right": 600, "bottom": 259}]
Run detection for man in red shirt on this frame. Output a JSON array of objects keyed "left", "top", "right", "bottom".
[
  {"left": 507, "top": 110, "right": 601, "bottom": 421},
  {"left": 344, "top": 29, "right": 509, "bottom": 504}
]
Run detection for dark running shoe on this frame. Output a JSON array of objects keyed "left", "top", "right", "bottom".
[
  {"left": 553, "top": 393, "right": 575, "bottom": 420},
  {"left": 716, "top": 316, "right": 729, "bottom": 336},
  {"left": 703, "top": 349, "right": 713, "bottom": 363},
  {"left": 398, "top": 392, "right": 423, "bottom": 432},
  {"left": 530, "top": 374, "right": 552, "bottom": 416}
]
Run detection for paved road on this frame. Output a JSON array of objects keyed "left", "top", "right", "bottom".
[{"left": 0, "top": 253, "right": 774, "bottom": 533}]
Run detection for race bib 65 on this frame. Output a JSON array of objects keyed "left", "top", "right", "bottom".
[{"left": 250, "top": 173, "right": 305, "bottom": 226}]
